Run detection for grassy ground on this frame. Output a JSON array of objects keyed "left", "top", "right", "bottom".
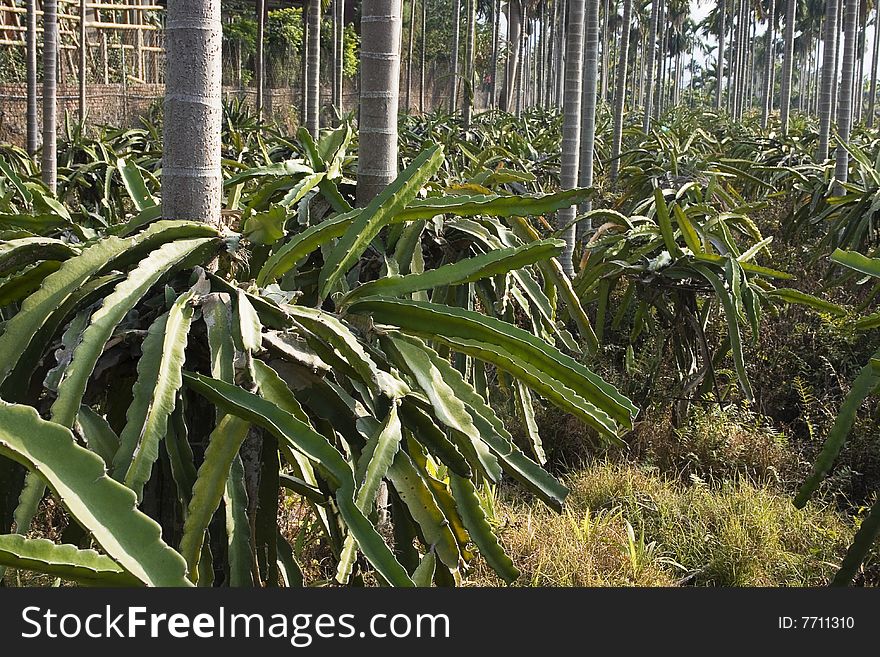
[{"left": 468, "top": 462, "right": 870, "bottom": 587}]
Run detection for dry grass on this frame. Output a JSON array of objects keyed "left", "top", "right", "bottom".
[{"left": 467, "top": 463, "right": 870, "bottom": 587}]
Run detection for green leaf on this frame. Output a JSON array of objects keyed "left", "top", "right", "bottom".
[
  {"left": 348, "top": 298, "right": 637, "bottom": 434},
  {"left": 0, "top": 535, "right": 139, "bottom": 587},
  {"left": 76, "top": 406, "right": 120, "bottom": 469},
  {"left": 341, "top": 240, "right": 565, "bottom": 307},
  {"left": 336, "top": 404, "right": 403, "bottom": 584},
  {"left": 449, "top": 474, "right": 520, "bottom": 584},
  {"left": 318, "top": 145, "right": 445, "bottom": 300},
  {"left": 399, "top": 189, "right": 594, "bottom": 221},
  {"left": 242, "top": 206, "right": 287, "bottom": 245},
  {"left": 411, "top": 550, "right": 436, "bottom": 587},
  {"left": 0, "top": 261, "right": 62, "bottom": 307},
  {"left": 0, "top": 402, "right": 191, "bottom": 586},
  {"left": 179, "top": 414, "right": 252, "bottom": 582},
  {"left": 0, "top": 222, "right": 217, "bottom": 390},
  {"left": 766, "top": 288, "right": 847, "bottom": 316},
  {"left": 181, "top": 372, "right": 414, "bottom": 586},
  {"left": 795, "top": 348, "right": 880, "bottom": 507},
  {"left": 653, "top": 188, "right": 683, "bottom": 259},
  {"left": 386, "top": 450, "right": 461, "bottom": 570},
  {"left": 389, "top": 334, "right": 567, "bottom": 511},
  {"left": 672, "top": 204, "right": 703, "bottom": 254},
  {"left": 832, "top": 496, "right": 880, "bottom": 586},
  {"left": 223, "top": 159, "right": 314, "bottom": 187},
  {"left": 51, "top": 237, "right": 216, "bottom": 428},
  {"left": 112, "top": 291, "right": 196, "bottom": 500},
  {"left": 692, "top": 263, "right": 754, "bottom": 401},
  {"left": 225, "top": 454, "right": 255, "bottom": 587},
  {"left": 0, "top": 237, "right": 77, "bottom": 278},
  {"left": 384, "top": 335, "right": 501, "bottom": 481},
  {"left": 831, "top": 248, "right": 880, "bottom": 278},
  {"left": 117, "top": 158, "right": 157, "bottom": 212},
  {"left": 256, "top": 211, "right": 356, "bottom": 286},
  {"left": 513, "top": 380, "right": 545, "bottom": 464},
  {"left": 234, "top": 288, "right": 263, "bottom": 354}
]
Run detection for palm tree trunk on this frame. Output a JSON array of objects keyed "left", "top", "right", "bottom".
[
  {"left": 779, "top": 0, "right": 797, "bottom": 129},
  {"left": 762, "top": 0, "right": 775, "bottom": 127},
  {"left": 26, "top": 0, "right": 38, "bottom": 156},
  {"left": 407, "top": 0, "right": 415, "bottom": 111},
  {"left": 601, "top": 0, "right": 610, "bottom": 103},
  {"left": 463, "top": 0, "right": 476, "bottom": 124},
  {"left": 869, "top": 6, "right": 880, "bottom": 126},
  {"left": 422, "top": 0, "right": 428, "bottom": 112},
  {"left": 657, "top": 0, "right": 666, "bottom": 115},
  {"left": 501, "top": 0, "right": 522, "bottom": 112},
  {"left": 338, "top": 0, "right": 345, "bottom": 111},
  {"left": 819, "top": 0, "right": 840, "bottom": 159},
  {"left": 332, "top": 0, "right": 340, "bottom": 110},
  {"left": 451, "top": 0, "right": 462, "bottom": 110},
  {"left": 358, "top": 0, "right": 402, "bottom": 205},
  {"left": 554, "top": 3, "right": 565, "bottom": 105},
  {"left": 643, "top": 0, "right": 659, "bottom": 132},
  {"left": 580, "top": 0, "right": 600, "bottom": 233},
  {"left": 305, "top": 0, "right": 321, "bottom": 136},
  {"left": 832, "top": 0, "right": 843, "bottom": 118},
  {"left": 546, "top": 3, "right": 556, "bottom": 105},
  {"left": 42, "top": 0, "right": 58, "bottom": 193},
  {"left": 79, "top": 0, "right": 87, "bottom": 123},
  {"left": 717, "top": 0, "right": 726, "bottom": 110},
  {"left": 855, "top": 9, "right": 866, "bottom": 122},
  {"left": 836, "top": 0, "right": 859, "bottom": 190},
  {"left": 489, "top": 0, "right": 500, "bottom": 108},
  {"left": 610, "top": 0, "right": 632, "bottom": 182},
  {"left": 559, "top": 0, "right": 586, "bottom": 277},
  {"left": 256, "top": 0, "right": 266, "bottom": 119},
  {"left": 163, "top": 0, "right": 222, "bottom": 225}
]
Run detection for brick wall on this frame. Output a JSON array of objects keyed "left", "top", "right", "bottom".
[{"left": 0, "top": 77, "right": 467, "bottom": 149}]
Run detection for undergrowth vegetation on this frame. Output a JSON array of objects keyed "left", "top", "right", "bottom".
[{"left": 2, "top": 99, "right": 880, "bottom": 587}]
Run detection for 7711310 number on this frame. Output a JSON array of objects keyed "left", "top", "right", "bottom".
[{"left": 800, "top": 617, "right": 854, "bottom": 629}]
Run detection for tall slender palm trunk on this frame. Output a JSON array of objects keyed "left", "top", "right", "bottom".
[
  {"left": 463, "top": 0, "right": 477, "bottom": 125},
  {"left": 490, "top": 0, "right": 501, "bottom": 107},
  {"left": 559, "top": 0, "right": 587, "bottom": 277},
  {"left": 579, "top": 0, "right": 601, "bottom": 234},
  {"left": 337, "top": 0, "right": 345, "bottom": 111},
  {"left": 601, "top": 0, "right": 610, "bottom": 103},
  {"left": 762, "top": 0, "right": 775, "bottom": 127},
  {"left": 42, "top": 0, "right": 58, "bottom": 193},
  {"left": 407, "top": 0, "right": 415, "bottom": 110},
  {"left": 358, "top": 0, "right": 402, "bottom": 205},
  {"left": 717, "top": 0, "right": 726, "bottom": 110},
  {"left": 305, "top": 0, "right": 321, "bottom": 137},
  {"left": 333, "top": 1, "right": 340, "bottom": 110},
  {"left": 421, "top": 0, "right": 428, "bottom": 112},
  {"left": 554, "top": 3, "right": 565, "bottom": 105},
  {"left": 832, "top": 0, "right": 843, "bottom": 118},
  {"left": 163, "top": 0, "right": 223, "bottom": 225},
  {"left": 256, "top": 0, "right": 266, "bottom": 119},
  {"left": 609, "top": 0, "right": 632, "bottom": 182},
  {"left": 869, "top": 6, "right": 880, "bottom": 126},
  {"left": 779, "top": 0, "right": 797, "bottom": 129},
  {"left": 643, "top": 0, "right": 659, "bottom": 132},
  {"left": 818, "top": 0, "right": 840, "bottom": 159},
  {"left": 502, "top": 0, "right": 522, "bottom": 112},
  {"left": 451, "top": 0, "right": 462, "bottom": 110},
  {"left": 79, "top": 0, "right": 87, "bottom": 122},
  {"left": 26, "top": 0, "right": 38, "bottom": 155},
  {"left": 835, "top": 0, "right": 859, "bottom": 190}
]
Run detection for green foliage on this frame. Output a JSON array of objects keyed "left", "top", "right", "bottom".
[{"left": 0, "top": 121, "right": 632, "bottom": 588}]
